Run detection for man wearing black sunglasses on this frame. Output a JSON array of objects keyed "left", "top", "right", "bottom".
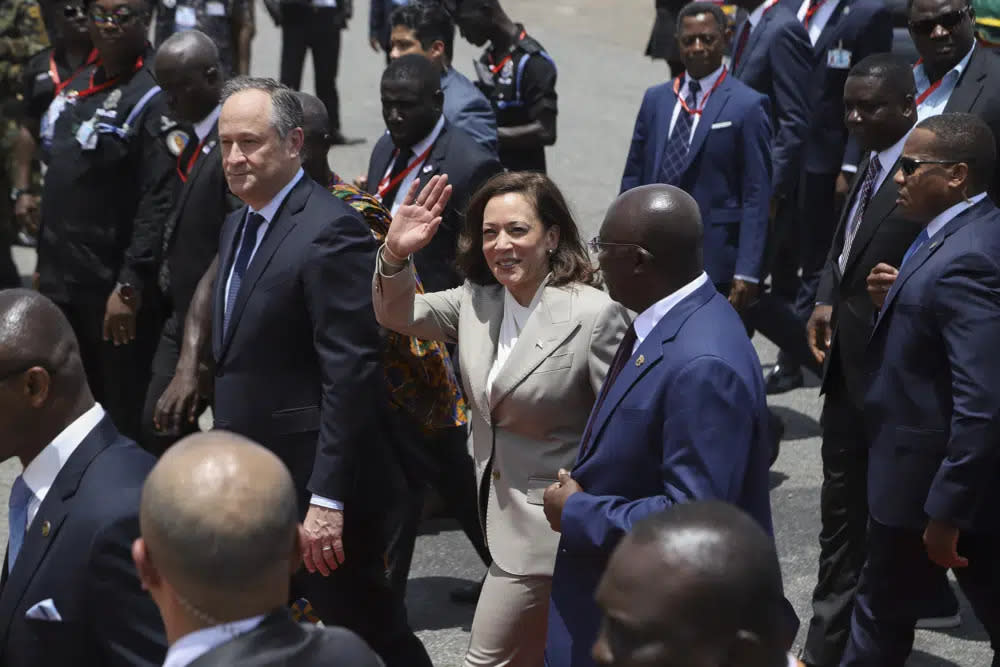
[
  {"left": 843, "top": 112, "right": 1000, "bottom": 665},
  {"left": 908, "top": 0, "right": 1000, "bottom": 197}
]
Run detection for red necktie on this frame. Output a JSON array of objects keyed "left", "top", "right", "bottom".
[{"left": 732, "top": 22, "right": 751, "bottom": 69}]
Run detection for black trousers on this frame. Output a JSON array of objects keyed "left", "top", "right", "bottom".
[
  {"left": 140, "top": 313, "right": 206, "bottom": 456},
  {"left": 54, "top": 290, "right": 160, "bottom": 441},
  {"left": 280, "top": 4, "right": 343, "bottom": 132},
  {"left": 796, "top": 171, "right": 841, "bottom": 318},
  {"left": 802, "top": 377, "right": 960, "bottom": 667}
]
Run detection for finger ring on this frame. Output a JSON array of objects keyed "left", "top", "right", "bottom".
[{"left": 322, "top": 545, "right": 333, "bottom": 551}]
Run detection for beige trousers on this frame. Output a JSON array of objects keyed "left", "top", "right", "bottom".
[{"left": 463, "top": 562, "right": 552, "bottom": 667}]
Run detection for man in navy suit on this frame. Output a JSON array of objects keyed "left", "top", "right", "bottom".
[
  {"left": 842, "top": 112, "right": 1000, "bottom": 665},
  {"left": 0, "top": 289, "right": 167, "bottom": 666},
  {"left": 621, "top": 1, "right": 773, "bottom": 314},
  {"left": 542, "top": 185, "right": 775, "bottom": 667}
]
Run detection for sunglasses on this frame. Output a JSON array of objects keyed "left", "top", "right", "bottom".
[
  {"left": 587, "top": 237, "right": 649, "bottom": 254},
  {"left": 908, "top": 6, "right": 971, "bottom": 35},
  {"left": 899, "top": 156, "right": 967, "bottom": 175},
  {"left": 89, "top": 4, "right": 142, "bottom": 27}
]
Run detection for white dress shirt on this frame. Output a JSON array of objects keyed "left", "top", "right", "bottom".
[
  {"left": 380, "top": 115, "right": 445, "bottom": 216},
  {"left": 914, "top": 43, "right": 976, "bottom": 121},
  {"left": 667, "top": 65, "right": 726, "bottom": 140},
  {"left": 631, "top": 272, "right": 711, "bottom": 354},
  {"left": 924, "top": 192, "right": 988, "bottom": 240},
  {"left": 193, "top": 105, "right": 221, "bottom": 142},
  {"left": 796, "top": 0, "right": 840, "bottom": 44},
  {"left": 21, "top": 403, "right": 106, "bottom": 528},
  {"left": 487, "top": 280, "right": 547, "bottom": 397},
  {"left": 162, "top": 615, "right": 266, "bottom": 667}
]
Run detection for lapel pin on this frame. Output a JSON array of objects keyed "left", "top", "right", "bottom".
[
  {"left": 41, "top": 520, "right": 50, "bottom": 537},
  {"left": 421, "top": 164, "right": 434, "bottom": 173},
  {"left": 636, "top": 355, "right": 645, "bottom": 367}
]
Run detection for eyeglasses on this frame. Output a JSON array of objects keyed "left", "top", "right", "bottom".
[
  {"left": 89, "top": 4, "right": 142, "bottom": 27},
  {"left": 587, "top": 237, "right": 648, "bottom": 254},
  {"left": 899, "top": 156, "right": 968, "bottom": 175},
  {"left": 63, "top": 4, "right": 85, "bottom": 18},
  {"left": 908, "top": 6, "right": 971, "bottom": 35}
]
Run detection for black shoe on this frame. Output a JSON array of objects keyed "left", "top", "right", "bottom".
[
  {"left": 765, "top": 364, "right": 804, "bottom": 395},
  {"left": 329, "top": 130, "right": 366, "bottom": 146},
  {"left": 449, "top": 578, "right": 484, "bottom": 605}
]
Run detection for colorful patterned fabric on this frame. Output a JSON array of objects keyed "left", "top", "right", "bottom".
[{"left": 328, "top": 173, "right": 467, "bottom": 432}]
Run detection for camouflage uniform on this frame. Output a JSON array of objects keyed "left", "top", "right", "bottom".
[
  {"left": 154, "top": 0, "right": 252, "bottom": 75},
  {"left": 0, "top": 0, "right": 48, "bottom": 258}
]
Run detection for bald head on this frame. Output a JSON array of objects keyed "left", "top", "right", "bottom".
[
  {"left": 139, "top": 432, "right": 299, "bottom": 616},
  {"left": 296, "top": 91, "right": 330, "bottom": 140},
  {"left": 0, "top": 289, "right": 83, "bottom": 388},
  {"left": 153, "top": 30, "right": 222, "bottom": 124},
  {"left": 155, "top": 29, "right": 220, "bottom": 69}
]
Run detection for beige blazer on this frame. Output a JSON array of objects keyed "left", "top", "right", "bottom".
[{"left": 374, "top": 259, "right": 629, "bottom": 576}]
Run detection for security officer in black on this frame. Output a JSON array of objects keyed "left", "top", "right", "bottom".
[
  {"left": 452, "top": 0, "right": 557, "bottom": 173},
  {"left": 38, "top": 0, "right": 177, "bottom": 440}
]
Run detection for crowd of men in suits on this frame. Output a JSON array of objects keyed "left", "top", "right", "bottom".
[{"left": 1, "top": 0, "right": 1000, "bottom": 665}]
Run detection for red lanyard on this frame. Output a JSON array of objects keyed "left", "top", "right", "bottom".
[
  {"left": 913, "top": 58, "right": 946, "bottom": 105},
  {"left": 50, "top": 48, "right": 99, "bottom": 97},
  {"left": 176, "top": 136, "right": 207, "bottom": 182},
  {"left": 803, "top": 0, "right": 828, "bottom": 27},
  {"left": 488, "top": 30, "right": 527, "bottom": 74},
  {"left": 68, "top": 55, "right": 144, "bottom": 101},
  {"left": 673, "top": 67, "right": 728, "bottom": 115},
  {"left": 377, "top": 143, "right": 436, "bottom": 201}
]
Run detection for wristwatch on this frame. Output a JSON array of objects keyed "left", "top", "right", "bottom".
[
  {"left": 9, "top": 187, "right": 26, "bottom": 202},
  {"left": 115, "top": 282, "right": 137, "bottom": 307}
]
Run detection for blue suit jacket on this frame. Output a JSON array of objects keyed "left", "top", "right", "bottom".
[
  {"left": 545, "top": 281, "right": 774, "bottom": 667},
  {"left": 865, "top": 199, "right": 1000, "bottom": 534},
  {"left": 620, "top": 74, "right": 772, "bottom": 285},
  {"left": 0, "top": 415, "right": 166, "bottom": 666},
  {"left": 442, "top": 66, "right": 498, "bottom": 154},
  {"left": 732, "top": 5, "right": 814, "bottom": 196},
  {"left": 778, "top": 0, "right": 892, "bottom": 173}
]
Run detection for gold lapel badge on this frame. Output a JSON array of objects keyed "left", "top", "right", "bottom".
[
  {"left": 636, "top": 354, "right": 645, "bottom": 367},
  {"left": 41, "top": 520, "right": 51, "bottom": 537}
]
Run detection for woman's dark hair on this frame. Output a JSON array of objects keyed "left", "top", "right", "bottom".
[{"left": 457, "top": 171, "right": 599, "bottom": 288}]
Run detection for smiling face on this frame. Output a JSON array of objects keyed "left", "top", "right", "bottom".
[
  {"left": 87, "top": 0, "right": 147, "bottom": 66},
  {"left": 481, "top": 192, "right": 559, "bottom": 305}
]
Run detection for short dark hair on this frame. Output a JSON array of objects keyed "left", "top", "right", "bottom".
[
  {"left": 391, "top": 1, "right": 456, "bottom": 62},
  {"left": 221, "top": 76, "right": 304, "bottom": 138},
  {"left": 382, "top": 53, "right": 442, "bottom": 97},
  {"left": 917, "top": 112, "right": 997, "bottom": 191},
  {"left": 676, "top": 1, "right": 729, "bottom": 32},
  {"left": 457, "top": 172, "right": 600, "bottom": 288},
  {"left": 847, "top": 53, "right": 916, "bottom": 99}
]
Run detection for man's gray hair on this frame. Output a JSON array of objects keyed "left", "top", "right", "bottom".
[{"left": 221, "top": 76, "right": 304, "bottom": 138}]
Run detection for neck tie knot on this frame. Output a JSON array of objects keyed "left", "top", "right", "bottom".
[{"left": 688, "top": 79, "right": 702, "bottom": 95}]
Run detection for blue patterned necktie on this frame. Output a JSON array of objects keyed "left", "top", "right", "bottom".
[
  {"left": 900, "top": 228, "right": 930, "bottom": 268},
  {"left": 8, "top": 475, "right": 33, "bottom": 572},
  {"left": 224, "top": 212, "right": 267, "bottom": 334},
  {"left": 658, "top": 79, "right": 701, "bottom": 185}
]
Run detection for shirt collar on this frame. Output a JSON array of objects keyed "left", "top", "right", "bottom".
[
  {"left": 162, "top": 615, "right": 267, "bottom": 667},
  {"left": 22, "top": 403, "right": 106, "bottom": 500},
  {"left": 925, "top": 191, "right": 988, "bottom": 239},
  {"left": 632, "top": 272, "right": 710, "bottom": 347},
  {"left": 250, "top": 168, "right": 305, "bottom": 223},
  {"left": 193, "top": 105, "right": 221, "bottom": 142},
  {"left": 748, "top": 0, "right": 779, "bottom": 27},
  {"left": 683, "top": 65, "right": 725, "bottom": 93},
  {"left": 502, "top": 277, "right": 548, "bottom": 329},
  {"left": 915, "top": 42, "right": 976, "bottom": 89},
  {"left": 407, "top": 114, "right": 445, "bottom": 157},
  {"left": 872, "top": 130, "right": 909, "bottom": 174}
]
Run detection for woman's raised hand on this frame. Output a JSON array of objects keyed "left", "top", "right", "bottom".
[{"left": 384, "top": 174, "right": 454, "bottom": 259}]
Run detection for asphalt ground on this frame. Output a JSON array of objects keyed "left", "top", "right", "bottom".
[{"left": 0, "top": 1, "right": 991, "bottom": 664}]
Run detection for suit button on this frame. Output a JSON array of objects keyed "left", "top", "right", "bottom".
[{"left": 492, "top": 470, "right": 501, "bottom": 481}]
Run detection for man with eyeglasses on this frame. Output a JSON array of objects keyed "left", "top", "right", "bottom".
[
  {"left": 842, "top": 112, "right": 1000, "bottom": 665},
  {"left": 37, "top": 0, "right": 178, "bottom": 441},
  {"left": 0, "top": 288, "right": 167, "bottom": 667},
  {"left": 908, "top": 0, "right": 1000, "bottom": 198}
]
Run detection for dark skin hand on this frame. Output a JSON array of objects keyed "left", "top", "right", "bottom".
[
  {"left": 543, "top": 468, "right": 583, "bottom": 533},
  {"left": 806, "top": 304, "right": 833, "bottom": 365},
  {"left": 728, "top": 279, "right": 759, "bottom": 314},
  {"left": 866, "top": 262, "right": 898, "bottom": 309},
  {"left": 835, "top": 170, "right": 854, "bottom": 208},
  {"left": 924, "top": 518, "right": 968, "bottom": 569},
  {"left": 497, "top": 109, "right": 556, "bottom": 151},
  {"left": 103, "top": 290, "right": 141, "bottom": 346}
]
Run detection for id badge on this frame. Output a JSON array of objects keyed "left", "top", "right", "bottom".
[
  {"left": 76, "top": 119, "right": 98, "bottom": 151},
  {"left": 41, "top": 93, "right": 70, "bottom": 145},
  {"left": 175, "top": 5, "right": 197, "bottom": 30},
  {"left": 205, "top": 1, "right": 226, "bottom": 15},
  {"left": 827, "top": 47, "right": 852, "bottom": 70}
]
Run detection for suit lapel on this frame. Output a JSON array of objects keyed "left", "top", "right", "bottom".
[
  {"left": 466, "top": 285, "right": 504, "bottom": 420},
  {"left": 739, "top": 11, "right": 773, "bottom": 74},
  {"left": 420, "top": 124, "right": 449, "bottom": 185},
  {"left": 167, "top": 130, "right": 221, "bottom": 252},
  {"left": 489, "top": 286, "right": 580, "bottom": 409},
  {"left": 678, "top": 77, "right": 732, "bottom": 177},
  {"left": 944, "top": 47, "right": 986, "bottom": 114},
  {"left": 841, "top": 157, "right": 902, "bottom": 276},
  {"left": 0, "top": 417, "right": 119, "bottom": 648},
  {"left": 812, "top": 0, "right": 850, "bottom": 55}
]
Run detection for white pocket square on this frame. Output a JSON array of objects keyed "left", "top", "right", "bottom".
[
  {"left": 711, "top": 121, "right": 733, "bottom": 129},
  {"left": 25, "top": 599, "right": 62, "bottom": 621}
]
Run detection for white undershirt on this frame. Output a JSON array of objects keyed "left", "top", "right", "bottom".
[
  {"left": 631, "top": 272, "right": 710, "bottom": 354},
  {"left": 796, "top": 0, "right": 839, "bottom": 45},
  {"left": 487, "top": 280, "right": 547, "bottom": 397},
  {"left": 667, "top": 65, "right": 726, "bottom": 140}
]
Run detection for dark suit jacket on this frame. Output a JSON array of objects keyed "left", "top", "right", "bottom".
[
  {"left": 865, "top": 198, "right": 1000, "bottom": 533},
  {"left": 212, "top": 175, "right": 389, "bottom": 515},
  {"left": 163, "top": 123, "right": 241, "bottom": 324},
  {"left": 941, "top": 45, "right": 1000, "bottom": 199},
  {"left": 816, "top": 152, "right": 922, "bottom": 406},
  {"left": 620, "top": 74, "right": 772, "bottom": 285},
  {"left": 0, "top": 415, "right": 166, "bottom": 667},
  {"left": 545, "top": 281, "right": 774, "bottom": 667},
  {"left": 188, "top": 609, "right": 384, "bottom": 667},
  {"left": 778, "top": 0, "right": 892, "bottom": 173},
  {"left": 365, "top": 120, "right": 504, "bottom": 293},
  {"left": 732, "top": 5, "right": 815, "bottom": 196}
]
